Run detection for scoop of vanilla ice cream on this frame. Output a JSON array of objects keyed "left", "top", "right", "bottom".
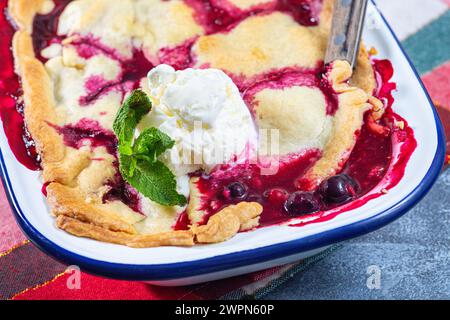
[
  {"left": 147, "top": 64, "right": 230, "bottom": 126},
  {"left": 137, "top": 64, "right": 257, "bottom": 178}
]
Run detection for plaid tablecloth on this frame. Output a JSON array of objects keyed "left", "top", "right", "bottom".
[{"left": 1, "top": 0, "right": 449, "bottom": 300}]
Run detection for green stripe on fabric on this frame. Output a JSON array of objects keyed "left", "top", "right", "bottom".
[{"left": 402, "top": 10, "right": 450, "bottom": 75}]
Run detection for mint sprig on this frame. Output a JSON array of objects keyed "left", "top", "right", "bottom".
[
  {"left": 113, "top": 90, "right": 187, "bottom": 207},
  {"left": 113, "top": 89, "right": 153, "bottom": 155},
  {"left": 133, "top": 127, "right": 175, "bottom": 162}
]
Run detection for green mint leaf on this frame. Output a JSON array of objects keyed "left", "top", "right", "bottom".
[
  {"left": 129, "top": 157, "right": 138, "bottom": 177},
  {"left": 114, "top": 91, "right": 186, "bottom": 207},
  {"left": 113, "top": 89, "right": 152, "bottom": 153},
  {"left": 118, "top": 154, "right": 134, "bottom": 178},
  {"left": 122, "top": 159, "right": 187, "bottom": 207},
  {"left": 133, "top": 127, "right": 175, "bottom": 161}
]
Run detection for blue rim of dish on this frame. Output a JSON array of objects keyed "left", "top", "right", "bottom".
[{"left": 0, "top": 0, "right": 446, "bottom": 281}]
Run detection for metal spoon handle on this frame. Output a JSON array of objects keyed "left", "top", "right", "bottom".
[{"left": 325, "top": 0, "right": 368, "bottom": 68}]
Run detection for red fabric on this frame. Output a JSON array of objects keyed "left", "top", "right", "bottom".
[
  {"left": 0, "top": 183, "right": 27, "bottom": 253},
  {"left": 12, "top": 267, "right": 283, "bottom": 300},
  {"left": 423, "top": 63, "right": 450, "bottom": 164},
  {"left": 423, "top": 63, "right": 450, "bottom": 109},
  {"left": 14, "top": 273, "right": 206, "bottom": 300}
]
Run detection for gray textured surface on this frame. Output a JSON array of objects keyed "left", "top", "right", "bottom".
[{"left": 265, "top": 170, "right": 450, "bottom": 300}]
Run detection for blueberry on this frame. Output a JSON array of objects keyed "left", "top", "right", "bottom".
[
  {"left": 284, "top": 192, "right": 320, "bottom": 216},
  {"left": 226, "top": 182, "right": 247, "bottom": 200},
  {"left": 319, "top": 174, "right": 358, "bottom": 204}
]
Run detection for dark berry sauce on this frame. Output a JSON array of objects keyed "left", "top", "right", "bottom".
[
  {"left": 103, "top": 172, "right": 142, "bottom": 214},
  {"left": 79, "top": 48, "right": 154, "bottom": 106},
  {"left": 71, "top": 34, "right": 122, "bottom": 61},
  {"left": 191, "top": 59, "right": 417, "bottom": 228},
  {"left": 342, "top": 124, "right": 391, "bottom": 194},
  {"left": 174, "top": 211, "right": 191, "bottom": 230},
  {"left": 41, "top": 181, "right": 51, "bottom": 196},
  {"left": 79, "top": 75, "right": 120, "bottom": 106},
  {"left": 121, "top": 49, "right": 155, "bottom": 89},
  {"left": 185, "top": 0, "right": 322, "bottom": 34},
  {"left": 192, "top": 149, "right": 322, "bottom": 225},
  {"left": 243, "top": 66, "right": 339, "bottom": 115},
  {"left": 47, "top": 118, "right": 117, "bottom": 155},
  {"left": 277, "top": 0, "right": 323, "bottom": 26},
  {"left": 158, "top": 39, "right": 198, "bottom": 71},
  {"left": 184, "top": 0, "right": 260, "bottom": 34},
  {"left": 0, "top": 1, "right": 41, "bottom": 170},
  {"left": 32, "top": 0, "right": 71, "bottom": 62},
  {"left": 289, "top": 115, "right": 417, "bottom": 228}
]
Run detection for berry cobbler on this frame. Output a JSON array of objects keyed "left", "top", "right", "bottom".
[{"left": 0, "top": 0, "right": 416, "bottom": 247}]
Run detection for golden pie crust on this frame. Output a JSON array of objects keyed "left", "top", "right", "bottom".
[{"left": 9, "top": 0, "right": 382, "bottom": 247}]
